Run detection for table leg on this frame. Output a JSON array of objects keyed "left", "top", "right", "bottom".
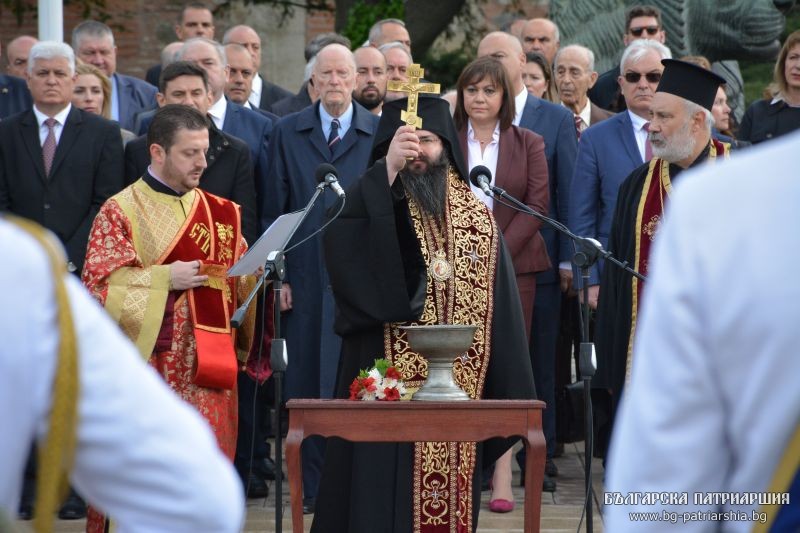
[
  {"left": 524, "top": 412, "right": 546, "bottom": 533},
  {"left": 286, "top": 412, "right": 305, "bottom": 533}
]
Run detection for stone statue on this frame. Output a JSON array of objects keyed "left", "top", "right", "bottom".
[{"left": 550, "top": 0, "right": 794, "bottom": 123}]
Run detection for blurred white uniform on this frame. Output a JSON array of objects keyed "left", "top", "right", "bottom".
[
  {"left": 605, "top": 133, "right": 800, "bottom": 532},
  {"left": 0, "top": 219, "right": 244, "bottom": 532}
]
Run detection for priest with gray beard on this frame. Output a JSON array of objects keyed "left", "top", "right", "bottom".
[
  {"left": 313, "top": 96, "right": 536, "bottom": 532},
  {"left": 595, "top": 59, "right": 731, "bottom": 415}
]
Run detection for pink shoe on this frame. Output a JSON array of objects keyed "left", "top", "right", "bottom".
[{"left": 489, "top": 498, "right": 515, "bottom": 513}]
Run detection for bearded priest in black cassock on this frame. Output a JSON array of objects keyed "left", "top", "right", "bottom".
[
  {"left": 311, "top": 96, "right": 536, "bottom": 532},
  {"left": 595, "top": 60, "right": 731, "bottom": 410}
]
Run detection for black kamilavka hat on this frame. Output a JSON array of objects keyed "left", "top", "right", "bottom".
[
  {"left": 370, "top": 95, "right": 468, "bottom": 182},
  {"left": 655, "top": 59, "right": 726, "bottom": 111}
]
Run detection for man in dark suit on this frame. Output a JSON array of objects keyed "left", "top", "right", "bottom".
[
  {"left": 478, "top": 31, "right": 578, "bottom": 492},
  {"left": 124, "top": 61, "right": 258, "bottom": 246},
  {"left": 570, "top": 39, "right": 670, "bottom": 305},
  {"left": 0, "top": 40, "right": 123, "bottom": 521},
  {"left": 264, "top": 43, "right": 379, "bottom": 514},
  {"left": 176, "top": 37, "right": 274, "bottom": 228},
  {"left": 0, "top": 41, "right": 123, "bottom": 274},
  {"left": 222, "top": 25, "right": 292, "bottom": 112},
  {"left": 71, "top": 21, "right": 157, "bottom": 131}
]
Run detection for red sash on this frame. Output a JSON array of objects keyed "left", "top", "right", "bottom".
[
  {"left": 159, "top": 190, "right": 243, "bottom": 390},
  {"left": 626, "top": 140, "right": 730, "bottom": 376}
]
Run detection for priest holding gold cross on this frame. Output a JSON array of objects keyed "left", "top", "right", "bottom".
[{"left": 311, "top": 68, "right": 537, "bottom": 532}]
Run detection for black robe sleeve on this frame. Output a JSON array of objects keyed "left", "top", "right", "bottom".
[{"left": 323, "top": 158, "right": 427, "bottom": 335}]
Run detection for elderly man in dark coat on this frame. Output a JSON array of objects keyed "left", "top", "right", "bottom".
[{"left": 263, "top": 43, "right": 379, "bottom": 513}]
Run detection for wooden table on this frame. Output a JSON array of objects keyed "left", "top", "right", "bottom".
[{"left": 286, "top": 399, "right": 546, "bottom": 533}]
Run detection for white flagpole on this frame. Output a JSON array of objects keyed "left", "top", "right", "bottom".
[{"left": 38, "top": 0, "right": 64, "bottom": 42}]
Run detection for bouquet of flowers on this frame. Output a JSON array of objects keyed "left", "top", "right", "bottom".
[{"left": 349, "top": 358, "right": 407, "bottom": 401}]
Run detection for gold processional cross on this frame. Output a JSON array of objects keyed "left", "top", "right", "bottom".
[{"left": 386, "top": 63, "right": 441, "bottom": 131}]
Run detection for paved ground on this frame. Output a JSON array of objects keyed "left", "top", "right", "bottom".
[{"left": 27, "top": 441, "right": 604, "bottom": 532}]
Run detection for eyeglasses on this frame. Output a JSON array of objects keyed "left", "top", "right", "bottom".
[
  {"left": 624, "top": 71, "right": 662, "bottom": 84},
  {"left": 629, "top": 26, "right": 660, "bottom": 37}
]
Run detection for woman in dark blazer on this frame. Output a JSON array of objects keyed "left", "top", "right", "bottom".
[
  {"left": 739, "top": 30, "right": 800, "bottom": 144},
  {"left": 454, "top": 56, "right": 550, "bottom": 512}
]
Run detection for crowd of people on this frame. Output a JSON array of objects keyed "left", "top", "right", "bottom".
[{"left": 2, "top": 1, "right": 799, "bottom": 531}]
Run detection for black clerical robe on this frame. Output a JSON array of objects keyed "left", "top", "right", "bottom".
[
  {"left": 311, "top": 159, "right": 536, "bottom": 533},
  {"left": 595, "top": 140, "right": 730, "bottom": 397}
]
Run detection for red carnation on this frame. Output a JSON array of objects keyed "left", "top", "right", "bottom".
[
  {"left": 382, "top": 387, "right": 401, "bottom": 401},
  {"left": 349, "top": 378, "right": 361, "bottom": 400},
  {"left": 362, "top": 376, "right": 377, "bottom": 392}
]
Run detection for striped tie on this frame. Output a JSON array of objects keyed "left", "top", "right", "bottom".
[
  {"left": 328, "top": 118, "right": 341, "bottom": 153},
  {"left": 42, "top": 118, "right": 57, "bottom": 176},
  {"left": 574, "top": 114, "right": 583, "bottom": 140}
]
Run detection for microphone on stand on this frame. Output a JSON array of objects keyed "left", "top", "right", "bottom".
[
  {"left": 315, "top": 163, "right": 346, "bottom": 199},
  {"left": 469, "top": 165, "right": 494, "bottom": 197}
]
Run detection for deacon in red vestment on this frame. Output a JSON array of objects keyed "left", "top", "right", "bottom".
[
  {"left": 595, "top": 60, "right": 731, "bottom": 408},
  {"left": 81, "top": 105, "right": 257, "bottom": 532}
]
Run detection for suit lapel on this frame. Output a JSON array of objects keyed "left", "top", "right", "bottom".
[
  {"left": 495, "top": 127, "right": 514, "bottom": 193},
  {"left": 618, "top": 112, "right": 643, "bottom": 166},
  {"left": 519, "top": 94, "right": 541, "bottom": 131},
  {"left": 222, "top": 101, "right": 237, "bottom": 133},
  {"left": 49, "top": 107, "right": 81, "bottom": 178},
  {"left": 205, "top": 124, "right": 225, "bottom": 171},
  {"left": 330, "top": 105, "right": 366, "bottom": 162},
  {"left": 20, "top": 110, "right": 47, "bottom": 182},
  {"left": 115, "top": 74, "right": 131, "bottom": 127},
  {"left": 297, "top": 103, "right": 330, "bottom": 160}
]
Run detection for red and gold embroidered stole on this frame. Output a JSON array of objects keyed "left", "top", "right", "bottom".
[
  {"left": 384, "top": 168, "right": 499, "bottom": 533},
  {"left": 158, "top": 190, "right": 244, "bottom": 390},
  {"left": 625, "top": 140, "right": 730, "bottom": 380}
]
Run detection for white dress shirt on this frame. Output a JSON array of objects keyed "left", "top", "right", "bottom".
[
  {"left": 605, "top": 134, "right": 800, "bottom": 532},
  {"left": 628, "top": 109, "right": 650, "bottom": 162},
  {"left": 466, "top": 119, "right": 500, "bottom": 210},
  {"left": 33, "top": 104, "right": 72, "bottom": 145},
  {"left": 248, "top": 73, "right": 263, "bottom": 109},
  {"left": 0, "top": 220, "right": 244, "bottom": 532},
  {"left": 207, "top": 95, "right": 229, "bottom": 131},
  {"left": 513, "top": 87, "right": 528, "bottom": 127}
]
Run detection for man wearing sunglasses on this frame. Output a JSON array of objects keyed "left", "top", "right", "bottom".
[
  {"left": 569, "top": 38, "right": 670, "bottom": 459},
  {"left": 595, "top": 59, "right": 730, "bottom": 463},
  {"left": 589, "top": 5, "right": 667, "bottom": 112}
]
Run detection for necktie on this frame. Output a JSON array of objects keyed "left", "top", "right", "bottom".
[
  {"left": 43, "top": 118, "right": 57, "bottom": 176},
  {"left": 643, "top": 122, "right": 653, "bottom": 161},
  {"left": 328, "top": 118, "right": 341, "bottom": 152},
  {"left": 574, "top": 115, "right": 583, "bottom": 140}
]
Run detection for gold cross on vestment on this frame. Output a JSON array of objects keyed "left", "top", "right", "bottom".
[{"left": 387, "top": 63, "right": 441, "bottom": 130}]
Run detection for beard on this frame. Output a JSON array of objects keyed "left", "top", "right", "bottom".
[
  {"left": 399, "top": 148, "right": 450, "bottom": 220},
  {"left": 353, "top": 87, "right": 384, "bottom": 110},
  {"left": 650, "top": 121, "right": 696, "bottom": 163}
]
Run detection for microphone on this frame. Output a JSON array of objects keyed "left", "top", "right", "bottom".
[
  {"left": 315, "top": 163, "right": 345, "bottom": 199},
  {"left": 469, "top": 165, "right": 493, "bottom": 197}
]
